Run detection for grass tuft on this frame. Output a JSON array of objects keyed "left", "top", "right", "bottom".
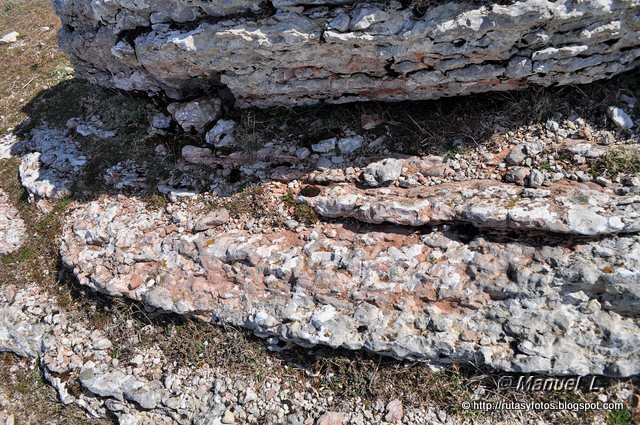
[{"left": 592, "top": 147, "right": 640, "bottom": 177}]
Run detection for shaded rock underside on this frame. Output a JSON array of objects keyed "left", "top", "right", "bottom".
[{"left": 54, "top": 0, "right": 640, "bottom": 106}]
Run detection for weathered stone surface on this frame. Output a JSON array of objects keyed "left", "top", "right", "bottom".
[
  {"left": 0, "top": 189, "right": 26, "bottom": 256},
  {"left": 54, "top": 0, "right": 640, "bottom": 107},
  {"left": 60, "top": 191, "right": 640, "bottom": 376},
  {"left": 18, "top": 126, "right": 87, "bottom": 200},
  {"left": 608, "top": 106, "right": 635, "bottom": 130},
  {"left": 0, "top": 288, "right": 49, "bottom": 357},
  {"left": 167, "top": 97, "right": 221, "bottom": 133},
  {"left": 299, "top": 179, "right": 640, "bottom": 236}
]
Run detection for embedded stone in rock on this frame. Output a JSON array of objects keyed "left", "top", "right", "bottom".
[
  {"left": 60, "top": 194, "right": 640, "bottom": 376},
  {"left": 54, "top": 0, "right": 640, "bottom": 107},
  {"left": 299, "top": 180, "right": 640, "bottom": 236},
  {"left": 0, "top": 189, "right": 26, "bottom": 255}
]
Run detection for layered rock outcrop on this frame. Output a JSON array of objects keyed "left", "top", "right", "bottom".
[
  {"left": 60, "top": 180, "right": 640, "bottom": 377},
  {"left": 54, "top": 0, "right": 640, "bottom": 106}
]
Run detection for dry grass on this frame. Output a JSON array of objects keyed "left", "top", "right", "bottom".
[
  {"left": 0, "top": 0, "right": 71, "bottom": 134},
  {"left": 230, "top": 72, "right": 640, "bottom": 156},
  {"left": 592, "top": 147, "right": 640, "bottom": 177},
  {"left": 0, "top": 158, "right": 70, "bottom": 282}
]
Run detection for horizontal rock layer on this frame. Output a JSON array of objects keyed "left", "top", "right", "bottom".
[
  {"left": 54, "top": 0, "right": 640, "bottom": 106},
  {"left": 299, "top": 179, "right": 640, "bottom": 235},
  {"left": 60, "top": 190, "right": 640, "bottom": 376}
]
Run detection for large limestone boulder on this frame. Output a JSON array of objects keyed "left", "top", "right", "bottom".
[{"left": 53, "top": 0, "right": 640, "bottom": 107}]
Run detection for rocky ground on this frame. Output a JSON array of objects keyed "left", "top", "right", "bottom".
[
  {"left": 0, "top": 72, "right": 639, "bottom": 422},
  {"left": 1, "top": 0, "right": 640, "bottom": 423}
]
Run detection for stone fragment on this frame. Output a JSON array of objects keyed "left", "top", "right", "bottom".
[
  {"left": 350, "top": 6, "right": 388, "bottom": 31},
  {"left": 545, "top": 120, "right": 560, "bottom": 133},
  {"left": 526, "top": 169, "right": 544, "bottom": 188},
  {"left": 167, "top": 97, "right": 221, "bottom": 133},
  {"left": 222, "top": 409, "right": 235, "bottom": 424},
  {"left": 316, "top": 412, "right": 346, "bottom": 425},
  {"left": 522, "top": 188, "right": 550, "bottom": 198},
  {"left": 563, "top": 141, "right": 604, "bottom": 158},
  {"left": 151, "top": 113, "right": 171, "bottom": 129},
  {"left": 194, "top": 208, "right": 230, "bottom": 231},
  {"left": 295, "top": 147, "right": 311, "bottom": 160},
  {"left": 156, "top": 185, "right": 198, "bottom": 202},
  {"left": 385, "top": 399, "right": 403, "bottom": 423},
  {"left": 607, "top": 107, "right": 635, "bottom": 130},
  {"left": 337, "top": 135, "right": 364, "bottom": 154},
  {"left": 181, "top": 145, "right": 214, "bottom": 165},
  {"left": 74, "top": 116, "right": 116, "bottom": 139},
  {"left": 362, "top": 158, "right": 403, "bottom": 187},
  {"left": 328, "top": 13, "right": 350, "bottom": 32},
  {"left": 205, "top": 119, "right": 236, "bottom": 148},
  {"left": 505, "top": 145, "right": 527, "bottom": 166},
  {"left": 0, "top": 31, "right": 18, "bottom": 44},
  {"left": 311, "top": 138, "right": 336, "bottom": 153},
  {"left": 504, "top": 167, "right": 529, "bottom": 185},
  {"left": 79, "top": 362, "right": 128, "bottom": 400}
]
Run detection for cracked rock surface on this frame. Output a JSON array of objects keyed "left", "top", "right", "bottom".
[
  {"left": 1, "top": 284, "right": 506, "bottom": 424},
  {"left": 0, "top": 189, "right": 26, "bottom": 256},
  {"left": 54, "top": 0, "right": 640, "bottom": 106},
  {"left": 60, "top": 182, "right": 640, "bottom": 376},
  {"left": 300, "top": 179, "right": 640, "bottom": 235}
]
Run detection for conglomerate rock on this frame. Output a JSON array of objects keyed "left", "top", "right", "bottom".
[
  {"left": 60, "top": 182, "right": 640, "bottom": 376},
  {"left": 54, "top": 0, "right": 640, "bottom": 106}
]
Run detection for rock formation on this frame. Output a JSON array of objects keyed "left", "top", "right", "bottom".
[
  {"left": 54, "top": 0, "right": 640, "bottom": 106},
  {"left": 6, "top": 109, "right": 634, "bottom": 377},
  {"left": 60, "top": 178, "right": 640, "bottom": 377}
]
